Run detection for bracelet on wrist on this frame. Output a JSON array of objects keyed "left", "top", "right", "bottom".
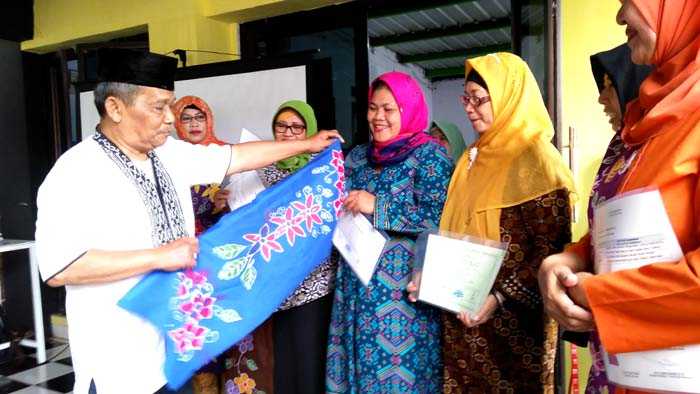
[{"left": 491, "top": 289, "right": 505, "bottom": 308}]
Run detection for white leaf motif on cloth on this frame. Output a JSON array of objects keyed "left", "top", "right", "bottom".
[
  {"left": 241, "top": 265, "right": 257, "bottom": 290},
  {"left": 212, "top": 243, "right": 247, "bottom": 260},
  {"left": 218, "top": 257, "right": 248, "bottom": 280},
  {"left": 312, "top": 165, "right": 329, "bottom": 174},
  {"left": 215, "top": 308, "right": 243, "bottom": 323}
]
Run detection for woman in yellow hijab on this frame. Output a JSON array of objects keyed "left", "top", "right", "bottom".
[{"left": 440, "top": 53, "right": 575, "bottom": 393}]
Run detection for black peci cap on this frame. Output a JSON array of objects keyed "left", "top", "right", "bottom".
[{"left": 96, "top": 48, "right": 178, "bottom": 91}]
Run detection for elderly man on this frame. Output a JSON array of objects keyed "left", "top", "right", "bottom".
[{"left": 35, "top": 48, "right": 341, "bottom": 394}]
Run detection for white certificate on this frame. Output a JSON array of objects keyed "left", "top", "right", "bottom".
[
  {"left": 593, "top": 189, "right": 700, "bottom": 393},
  {"left": 332, "top": 213, "right": 387, "bottom": 286},
  {"left": 416, "top": 234, "right": 506, "bottom": 315}
]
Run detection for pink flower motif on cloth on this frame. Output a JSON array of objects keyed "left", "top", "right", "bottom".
[
  {"left": 243, "top": 223, "right": 284, "bottom": 262},
  {"left": 179, "top": 293, "right": 216, "bottom": 321},
  {"left": 333, "top": 177, "right": 346, "bottom": 216},
  {"left": 329, "top": 150, "right": 346, "bottom": 215},
  {"left": 292, "top": 194, "right": 323, "bottom": 232},
  {"left": 331, "top": 150, "right": 344, "bottom": 171},
  {"left": 176, "top": 283, "right": 189, "bottom": 297},
  {"left": 269, "top": 207, "right": 306, "bottom": 246},
  {"left": 185, "top": 269, "right": 208, "bottom": 285},
  {"left": 176, "top": 269, "right": 208, "bottom": 297},
  {"left": 169, "top": 320, "right": 210, "bottom": 355},
  {"left": 168, "top": 270, "right": 240, "bottom": 360},
  {"left": 333, "top": 198, "right": 344, "bottom": 217}
]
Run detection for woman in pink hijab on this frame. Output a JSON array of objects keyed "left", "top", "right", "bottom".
[{"left": 325, "top": 71, "right": 454, "bottom": 393}]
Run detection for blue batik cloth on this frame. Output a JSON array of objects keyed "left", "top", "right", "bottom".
[{"left": 119, "top": 141, "right": 345, "bottom": 389}]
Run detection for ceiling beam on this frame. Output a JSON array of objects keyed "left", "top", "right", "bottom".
[
  {"left": 369, "top": 17, "right": 511, "bottom": 47},
  {"left": 426, "top": 62, "right": 520, "bottom": 80},
  {"left": 368, "top": 0, "right": 479, "bottom": 19},
  {"left": 425, "top": 66, "right": 466, "bottom": 80},
  {"left": 398, "top": 43, "right": 511, "bottom": 64},
  {"left": 430, "top": 74, "right": 467, "bottom": 82}
]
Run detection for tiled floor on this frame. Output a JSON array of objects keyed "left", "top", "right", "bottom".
[
  {"left": 0, "top": 345, "right": 73, "bottom": 394},
  {"left": 0, "top": 345, "right": 197, "bottom": 394}
]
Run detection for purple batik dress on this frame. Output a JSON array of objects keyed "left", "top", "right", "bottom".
[{"left": 585, "top": 132, "right": 640, "bottom": 393}]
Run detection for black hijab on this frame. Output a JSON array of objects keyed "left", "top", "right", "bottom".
[{"left": 590, "top": 43, "right": 653, "bottom": 116}]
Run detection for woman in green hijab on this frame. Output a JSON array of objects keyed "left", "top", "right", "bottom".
[
  {"left": 271, "top": 100, "right": 319, "bottom": 171},
  {"left": 222, "top": 100, "right": 337, "bottom": 394},
  {"left": 430, "top": 120, "right": 467, "bottom": 162}
]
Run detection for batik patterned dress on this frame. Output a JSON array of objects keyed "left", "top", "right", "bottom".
[
  {"left": 326, "top": 141, "right": 453, "bottom": 393},
  {"left": 442, "top": 189, "right": 572, "bottom": 394},
  {"left": 585, "top": 132, "right": 639, "bottom": 394},
  {"left": 191, "top": 183, "right": 230, "bottom": 237}
]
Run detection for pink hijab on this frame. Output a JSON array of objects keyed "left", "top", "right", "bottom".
[{"left": 368, "top": 71, "right": 435, "bottom": 165}]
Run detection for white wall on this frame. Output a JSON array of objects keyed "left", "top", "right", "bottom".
[
  {"left": 368, "top": 46, "right": 433, "bottom": 114},
  {"left": 431, "top": 79, "right": 476, "bottom": 147},
  {"left": 369, "top": 46, "right": 475, "bottom": 148},
  {"left": 80, "top": 65, "right": 307, "bottom": 143}
]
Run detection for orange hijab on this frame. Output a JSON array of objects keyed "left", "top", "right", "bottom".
[
  {"left": 621, "top": 0, "right": 700, "bottom": 146},
  {"left": 617, "top": 0, "right": 700, "bottom": 246},
  {"left": 173, "top": 95, "right": 226, "bottom": 146}
]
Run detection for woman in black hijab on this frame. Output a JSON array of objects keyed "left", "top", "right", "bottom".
[
  {"left": 555, "top": 43, "right": 652, "bottom": 392},
  {"left": 590, "top": 43, "right": 653, "bottom": 132}
]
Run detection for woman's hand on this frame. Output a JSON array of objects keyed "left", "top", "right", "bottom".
[
  {"left": 407, "top": 279, "right": 420, "bottom": 302},
  {"left": 538, "top": 253, "right": 595, "bottom": 332},
  {"left": 344, "top": 190, "right": 376, "bottom": 215},
  {"left": 567, "top": 272, "right": 593, "bottom": 310},
  {"left": 213, "top": 189, "right": 230, "bottom": 211},
  {"left": 307, "top": 129, "right": 345, "bottom": 153},
  {"left": 457, "top": 295, "right": 499, "bottom": 328}
]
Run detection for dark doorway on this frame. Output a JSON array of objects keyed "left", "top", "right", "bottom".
[{"left": 240, "top": 2, "right": 370, "bottom": 147}]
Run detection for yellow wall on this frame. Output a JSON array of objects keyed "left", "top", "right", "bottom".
[
  {"left": 22, "top": 0, "right": 348, "bottom": 66},
  {"left": 561, "top": 1, "right": 626, "bottom": 239},
  {"left": 560, "top": 1, "right": 627, "bottom": 391}
]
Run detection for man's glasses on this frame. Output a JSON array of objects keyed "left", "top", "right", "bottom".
[
  {"left": 459, "top": 94, "right": 491, "bottom": 107},
  {"left": 180, "top": 114, "right": 207, "bottom": 124},
  {"left": 274, "top": 122, "right": 306, "bottom": 135}
]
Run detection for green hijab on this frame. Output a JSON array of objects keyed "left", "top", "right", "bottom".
[
  {"left": 432, "top": 120, "right": 466, "bottom": 161},
  {"left": 273, "top": 100, "right": 318, "bottom": 172}
]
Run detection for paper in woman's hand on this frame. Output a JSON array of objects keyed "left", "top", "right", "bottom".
[
  {"left": 332, "top": 212, "right": 387, "bottom": 286},
  {"left": 593, "top": 189, "right": 700, "bottom": 393},
  {"left": 412, "top": 231, "right": 506, "bottom": 315}
]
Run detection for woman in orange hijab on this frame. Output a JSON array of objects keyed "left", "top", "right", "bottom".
[
  {"left": 539, "top": 1, "right": 700, "bottom": 393},
  {"left": 173, "top": 96, "right": 231, "bottom": 237},
  {"left": 173, "top": 95, "right": 231, "bottom": 393}
]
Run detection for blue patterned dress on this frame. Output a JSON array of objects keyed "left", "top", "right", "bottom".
[{"left": 326, "top": 141, "right": 453, "bottom": 393}]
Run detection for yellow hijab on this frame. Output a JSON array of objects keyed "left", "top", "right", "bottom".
[{"left": 440, "top": 52, "right": 575, "bottom": 241}]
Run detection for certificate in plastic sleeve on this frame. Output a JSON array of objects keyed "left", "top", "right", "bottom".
[{"left": 412, "top": 231, "right": 506, "bottom": 315}]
